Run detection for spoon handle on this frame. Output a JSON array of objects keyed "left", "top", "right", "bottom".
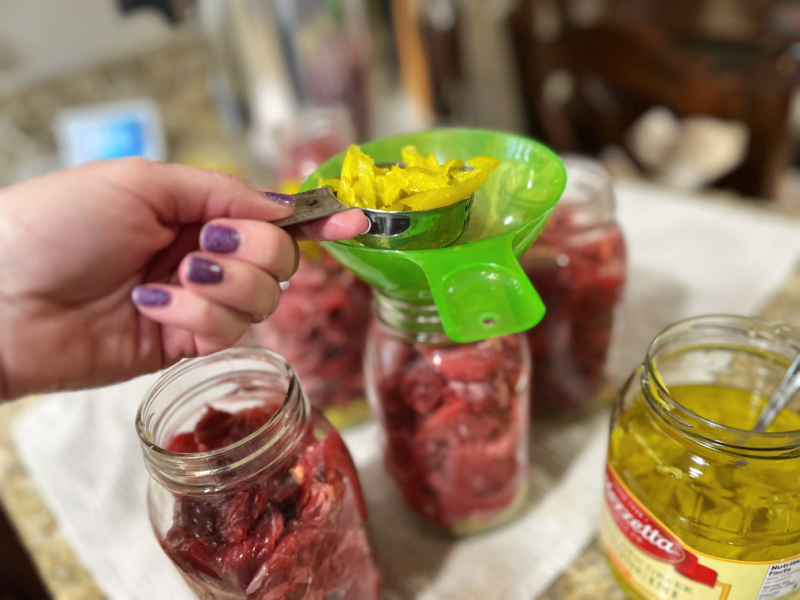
[
  {"left": 273, "top": 187, "right": 350, "bottom": 228},
  {"left": 752, "top": 352, "right": 800, "bottom": 432}
]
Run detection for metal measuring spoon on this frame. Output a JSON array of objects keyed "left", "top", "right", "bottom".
[
  {"left": 273, "top": 164, "right": 474, "bottom": 250},
  {"left": 272, "top": 186, "right": 353, "bottom": 229},
  {"left": 752, "top": 352, "right": 800, "bottom": 432}
]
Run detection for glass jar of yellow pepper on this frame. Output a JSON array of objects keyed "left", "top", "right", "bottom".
[{"left": 602, "top": 315, "right": 800, "bottom": 600}]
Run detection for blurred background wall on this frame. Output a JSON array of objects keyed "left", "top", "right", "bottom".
[
  {"left": 1, "top": 0, "right": 800, "bottom": 197},
  {"left": 0, "top": 0, "right": 180, "bottom": 95}
]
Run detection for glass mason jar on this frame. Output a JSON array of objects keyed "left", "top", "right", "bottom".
[
  {"left": 364, "top": 292, "right": 531, "bottom": 536},
  {"left": 519, "top": 156, "right": 626, "bottom": 416},
  {"left": 273, "top": 107, "right": 356, "bottom": 192},
  {"left": 272, "top": 2, "right": 371, "bottom": 140},
  {"left": 136, "top": 348, "right": 382, "bottom": 600},
  {"left": 243, "top": 108, "right": 369, "bottom": 428},
  {"left": 244, "top": 243, "right": 372, "bottom": 429},
  {"left": 601, "top": 316, "right": 800, "bottom": 600}
]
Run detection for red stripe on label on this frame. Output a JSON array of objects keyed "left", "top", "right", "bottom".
[{"left": 605, "top": 466, "right": 718, "bottom": 588}]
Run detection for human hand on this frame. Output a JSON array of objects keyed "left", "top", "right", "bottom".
[{"left": 0, "top": 158, "right": 368, "bottom": 400}]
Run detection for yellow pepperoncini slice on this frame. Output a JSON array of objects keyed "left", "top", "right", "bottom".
[
  {"left": 321, "top": 144, "right": 500, "bottom": 212},
  {"left": 298, "top": 240, "right": 325, "bottom": 260},
  {"left": 281, "top": 181, "right": 325, "bottom": 263}
]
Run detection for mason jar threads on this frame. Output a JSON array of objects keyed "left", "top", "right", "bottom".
[
  {"left": 601, "top": 316, "right": 800, "bottom": 600},
  {"left": 243, "top": 242, "right": 373, "bottom": 429},
  {"left": 136, "top": 348, "right": 381, "bottom": 600},
  {"left": 364, "top": 292, "right": 531, "bottom": 536},
  {"left": 519, "top": 156, "right": 626, "bottom": 416}
]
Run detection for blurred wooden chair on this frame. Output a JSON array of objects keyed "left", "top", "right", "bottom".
[{"left": 507, "top": 0, "right": 800, "bottom": 198}]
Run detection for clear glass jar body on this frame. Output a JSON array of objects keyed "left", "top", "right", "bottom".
[
  {"left": 244, "top": 107, "right": 367, "bottom": 427},
  {"left": 244, "top": 245, "right": 372, "bottom": 429},
  {"left": 273, "top": 3, "right": 371, "bottom": 140},
  {"left": 273, "top": 107, "right": 355, "bottom": 191},
  {"left": 519, "top": 156, "right": 626, "bottom": 416},
  {"left": 136, "top": 348, "right": 381, "bottom": 600},
  {"left": 602, "top": 316, "right": 800, "bottom": 600},
  {"left": 364, "top": 293, "right": 531, "bottom": 536}
]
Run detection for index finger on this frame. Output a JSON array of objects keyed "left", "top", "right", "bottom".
[{"left": 114, "top": 159, "right": 297, "bottom": 225}]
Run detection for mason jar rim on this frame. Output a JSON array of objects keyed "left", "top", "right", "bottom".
[
  {"left": 643, "top": 314, "right": 800, "bottom": 451},
  {"left": 136, "top": 347, "right": 308, "bottom": 490},
  {"left": 557, "top": 154, "right": 616, "bottom": 221}
]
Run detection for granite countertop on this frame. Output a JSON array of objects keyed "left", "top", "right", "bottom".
[
  {"left": 2, "top": 35, "right": 800, "bottom": 600},
  {"left": 0, "top": 36, "right": 233, "bottom": 188},
  {"left": 0, "top": 397, "right": 103, "bottom": 600}
]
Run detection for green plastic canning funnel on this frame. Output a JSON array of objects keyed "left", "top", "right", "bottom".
[{"left": 301, "top": 128, "right": 567, "bottom": 343}]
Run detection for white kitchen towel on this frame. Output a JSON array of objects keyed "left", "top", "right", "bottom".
[
  {"left": 12, "top": 181, "right": 800, "bottom": 600},
  {"left": 614, "top": 181, "right": 800, "bottom": 377},
  {"left": 13, "top": 379, "right": 609, "bottom": 600}
]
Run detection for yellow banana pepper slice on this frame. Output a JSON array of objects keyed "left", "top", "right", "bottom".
[{"left": 321, "top": 144, "right": 499, "bottom": 212}]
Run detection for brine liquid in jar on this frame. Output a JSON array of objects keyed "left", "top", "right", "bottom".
[
  {"left": 520, "top": 156, "right": 626, "bottom": 416},
  {"left": 136, "top": 348, "right": 382, "bottom": 600},
  {"left": 601, "top": 316, "right": 800, "bottom": 600},
  {"left": 364, "top": 292, "right": 531, "bottom": 536}
]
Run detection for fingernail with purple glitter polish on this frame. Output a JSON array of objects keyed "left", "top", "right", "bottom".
[
  {"left": 201, "top": 224, "right": 240, "bottom": 253},
  {"left": 132, "top": 286, "right": 171, "bottom": 307},
  {"left": 263, "top": 191, "right": 296, "bottom": 207},
  {"left": 187, "top": 256, "right": 224, "bottom": 284}
]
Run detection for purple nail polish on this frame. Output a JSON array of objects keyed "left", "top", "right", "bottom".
[
  {"left": 132, "top": 286, "right": 171, "bottom": 307},
  {"left": 187, "top": 256, "right": 224, "bottom": 284},
  {"left": 201, "top": 225, "right": 240, "bottom": 253},
  {"left": 263, "top": 191, "right": 296, "bottom": 207}
]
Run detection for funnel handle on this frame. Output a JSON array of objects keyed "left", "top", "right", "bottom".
[{"left": 406, "top": 236, "right": 546, "bottom": 343}]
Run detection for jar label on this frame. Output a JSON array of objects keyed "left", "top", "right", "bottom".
[{"left": 601, "top": 464, "right": 800, "bottom": 599}]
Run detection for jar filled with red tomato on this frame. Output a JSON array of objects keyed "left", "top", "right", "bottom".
[
  {"left": 519, "top": 156, "right": 626, "bottom": 416},
  {"left": 364, "top": 292, "right": 531, "bottom": 536},
  {"left": 136, "top": 348, "right": 382, "bottom": 600},
  {"left": 244, "top": 242, "right": 372, "bottom": 429},
  {"left": 273, "top": 107, "right": 356, "bottom": 192},
  {"left": 244, "top": 108, "right": 371, "bottom": 428}
]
